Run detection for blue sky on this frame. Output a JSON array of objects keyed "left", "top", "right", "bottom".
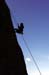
[{"left": 6, "top": 0, "right": 49, "bottom": 75}]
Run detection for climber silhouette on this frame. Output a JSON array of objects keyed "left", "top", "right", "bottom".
[
  {"left": 14, "top": 22, "right": 24, "bottom": 34},
  {"left": 0, "top": 0, "right": 28, "bottom": 75}
]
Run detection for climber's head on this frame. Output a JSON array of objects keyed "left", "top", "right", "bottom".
[{"left": 20, "top": 23, "right": 24, "bottom": 29}]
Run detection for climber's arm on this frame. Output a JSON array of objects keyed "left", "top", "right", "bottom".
[{"left": 14, "top": 28, "right": 23, "bottom": 34}]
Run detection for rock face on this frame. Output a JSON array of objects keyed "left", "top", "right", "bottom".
[{"left": 0, "top": 0, "right": 28, "bottom": 75}]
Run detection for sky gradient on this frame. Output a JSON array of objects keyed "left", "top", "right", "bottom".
[{"left": 6, "top": 0, "right": 49, "bottom": 75}]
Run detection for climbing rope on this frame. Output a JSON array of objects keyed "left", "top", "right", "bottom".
[
  {"left": 11, "top": 12, "right": 42, "bottom": 75},
  {"left": 21, "top": 35, "right": 42, "bottom": 75}
]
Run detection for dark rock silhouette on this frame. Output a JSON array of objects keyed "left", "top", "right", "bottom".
[{"left": 0, "top": 0, "right": 28, "bottom": 75}]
